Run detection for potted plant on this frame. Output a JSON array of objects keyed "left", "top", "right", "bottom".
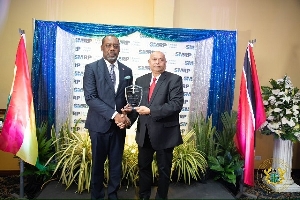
[
  {"left": 191, "top": 114, "right": 219, "bottom": 182},
  {"left": 207, "top": 111, "right": 243, "bottom": 195},
  {"left": 23, "top": 122, "right": 56, "bottom": 199},
  {"left": 171, "top": 129, "right": 208, "bottom": 184},
  {"left": 46, "top": 120, "right": 92, "bottom": 194},
  {"left": 120, "top": 143, "right": 139, "bottom": 189}
]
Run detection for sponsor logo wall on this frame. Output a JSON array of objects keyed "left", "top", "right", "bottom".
[{"left": 72, "top": 32, "right": 195, "bottom": 138}]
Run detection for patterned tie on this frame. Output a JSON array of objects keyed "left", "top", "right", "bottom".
[
  {"left": 109, "top": 64, "right": 116, "bottom": 86},
  {"left": 148, "top": 77, "right": 157, "bottom": 102}
]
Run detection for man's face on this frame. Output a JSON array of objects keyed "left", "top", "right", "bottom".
[
  {"left": 101, "top": 36, "right": 120, "bottom": 63},
  {"left": 148, "top": 51, "right": 167, "bottom": 75}
]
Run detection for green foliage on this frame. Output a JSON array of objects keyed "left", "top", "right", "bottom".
[
  {"left": 151, "top": 152, "right": 158, "bottom": 183},
  {"left": 202, "top": 111, "right": 244, "bottom": 185},
  {"left": 121, "top": 143, "right": 139, "bottom": 189},
  {"left": 46, "top": 120, "right": 92, "bottom": 194},
  {"left": 215, "top": 111, "right": 237, "bottom": 153},
  {"left": 208, "top": 151, "right": 243, "bottom": 185},
  {"left": 191, "top": 113, "right": 219, "bottom": 159},
  {"left": 23, "top": 122, "right": 56, "bottom": 181},
  {"left": 172, "top": 129, "right": 208, "bottom": 184},
  {"left": 207, "top": 111, "right": 243, "bottom": 186}
]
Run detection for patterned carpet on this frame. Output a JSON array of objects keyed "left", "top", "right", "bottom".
[
  {"left": 236, "top": 181, "right": 300, "bottom": 199},
  {"left": 0, "top": 175, "right": 20, "bottom": 199},
  {"left": 234, "top": 170, "right": 300, "bottom": 199},
  {"left": 1, "top": 173, "right": 300, "bottom": 199}
]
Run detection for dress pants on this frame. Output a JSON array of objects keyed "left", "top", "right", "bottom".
[
  {"left": 89, "top": 124, "right": 125, "bottom": 200},
  {"left": 138, "top": 130, "right": 174, "bottom": 200}
]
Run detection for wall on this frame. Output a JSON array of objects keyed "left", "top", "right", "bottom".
[{"left": 0, "top": 0, "right": 300, "bottom": 170}]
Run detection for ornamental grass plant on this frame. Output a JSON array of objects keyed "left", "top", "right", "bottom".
[
  {"left": 46, "top": 119, "right": 211, "bottom": 193},
  {"left": 46, "top": 121, "right": 92, "bottom": 194},
  {"left": 171, "top": 129, "right": 208, "bottom": 184},
  {"left": 121, "top": 143, "right": 139, "bottom": 189}
]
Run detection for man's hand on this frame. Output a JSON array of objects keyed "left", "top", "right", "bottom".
[
  {"left": 121, "top": 104, "right": 132, "bottom": 115},
  {"left": 114, "top": 113, "right": 131, "bottom": 129},
  {"left": 124, "top": 115, "right": 131, "bottom": 127},
  {"left": 135, "top": 106, "right": 150, "bottom": 115}
]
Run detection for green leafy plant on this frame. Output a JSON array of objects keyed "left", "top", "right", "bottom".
[
  {"left": 215, "top": 111, "right": 237, "bottom": 153},
  {"left": 46, "top": 120, "right": 92, "bottom": 194},
  {"left": 191, "top": 113, "right": 220, "bottom": 182},
  {"left": 121, "top": 143, "right": 139, "bottom": 189},
  {"left": 45, "top": 118, "right": 214, "bottom": 193},
  {"left": 208, "top": 111, "right": 243, "bottom": 186},
  {"left": 196, "top": 114, "right": 219, "bottom": 158},
  {"left": 208, "top": 151, "right": 243, "bottom": 185},
  {"left": 22, "top": 122, "right": 56, "bottom": 199},
  {"left": 151, "top": 153, "right": 158, "bottom": 183},
  {"left": 23, "top": 122, "right": 56, "bottom": 180},
  {"left": 171, "top": 129, "right": 208, "bottom": 184}
]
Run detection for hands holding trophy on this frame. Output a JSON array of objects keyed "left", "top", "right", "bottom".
[
  {"left": 125, "top": 85, "right": 143, "bottom": 109},
  {"left": 116, "top": 85, "right": 143, "bottom": 129},
  {"left": 123, "top": 85, "right": 150, "bottom": 116}
]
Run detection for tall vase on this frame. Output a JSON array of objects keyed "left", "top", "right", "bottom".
[
  {"left": 272, "top": 137, "right": 294, "bottom": 185},
  {"left": 265, "top": 136, "right": 300, "bottom": 192}
]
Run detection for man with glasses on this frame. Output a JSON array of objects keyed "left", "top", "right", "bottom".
[{"left": 83, "top": 35, "right": 133, "bottom": 200}]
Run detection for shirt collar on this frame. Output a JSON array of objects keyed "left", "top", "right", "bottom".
[
  {"left": 104, "top": 59, "right": 118, "bottom": 70},
  {"left": 152, "top": 74, "right": 161, "bottom": 80}
]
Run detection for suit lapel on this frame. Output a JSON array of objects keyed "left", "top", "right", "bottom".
[
  {"left": 149, "top": 72, "right": 166, "bottom": 104},
  {"left": 116, "top": 62, "right": 125, "bottom": 95},
  {"left": 99, "top": 58, "right": 115, "bottom": 92},
  {"left": 141, "top": 74, "right": 152, "bottom": 105}
]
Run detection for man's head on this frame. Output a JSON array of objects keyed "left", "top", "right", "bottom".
[
  {"left": 148, "top": 51, "right": 167, "bottom": 76},
  {"left": 101, "top": 35, "right": 120, "bottom": 64}
]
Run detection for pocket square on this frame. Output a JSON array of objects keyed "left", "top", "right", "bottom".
[{"left": 124, "top": 76, "right": 131, "bottom": 80}]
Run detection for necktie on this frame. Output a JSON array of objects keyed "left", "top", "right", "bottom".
[
  {"left": 109, "top": 64, "right": 116, "bottom": 86},
  {"left": 148, "top": 77, "right": 157, "bottom": 102}
]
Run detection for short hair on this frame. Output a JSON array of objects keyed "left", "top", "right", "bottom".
[{"left": 101, "top": 34, "right": 118, "bottom": 45}]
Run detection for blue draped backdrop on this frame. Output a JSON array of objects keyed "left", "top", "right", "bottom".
[{"left": 32, "top": 20, "right": 236, "bottom": 132}]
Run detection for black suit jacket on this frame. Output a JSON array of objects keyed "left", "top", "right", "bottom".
[
  {"left": 134, "top": 71, "right": 184, "bottom": 150},
  {"left": 83, "top": 58, "right": 133, "bottom": 133}
]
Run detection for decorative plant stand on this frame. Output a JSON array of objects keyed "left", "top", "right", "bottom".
[{"left": 264, "top": 137, "right": 300, "bottom": 192}]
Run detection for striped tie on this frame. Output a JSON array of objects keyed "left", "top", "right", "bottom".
[{"left": 109, "top": 64, "right": 116, "bottom": 86}]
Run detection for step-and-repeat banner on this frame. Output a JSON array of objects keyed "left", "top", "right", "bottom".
[
  {"left": 71, "top": 32, "right": 197, "bottom": 143},
  {"left": 33, "top": 21, "right": 237, "bottom": 140}
]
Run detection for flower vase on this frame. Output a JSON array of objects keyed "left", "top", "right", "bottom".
[
  {"left": 265, "top": 136, "right": 300, "bottom": 192},
  {"left": 272, "top": 137, "right": 293, "bottom": 185}
]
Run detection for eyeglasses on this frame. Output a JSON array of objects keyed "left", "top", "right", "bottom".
[{"left": 104, "top": 43, "right": 120, "bottom": 49}]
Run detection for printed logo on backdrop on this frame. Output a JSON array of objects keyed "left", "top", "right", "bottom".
[{"left": 72, "top": 32, "right": 195, "bottom": 135}]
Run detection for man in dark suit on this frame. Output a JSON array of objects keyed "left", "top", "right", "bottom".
[
  {"left": 83, "top": 35, "right": 133, "bottom": 200},
  {"left": 123, "top": 51, "right": 184, "bottom": 199}
]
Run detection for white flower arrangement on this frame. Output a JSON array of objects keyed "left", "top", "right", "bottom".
[{"left": 261, "top": 75, "right": 300, "bottom": 142}]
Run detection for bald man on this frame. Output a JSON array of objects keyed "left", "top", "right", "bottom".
[{"left": 123, "top": 51, "right": 184, "bottom": 199}]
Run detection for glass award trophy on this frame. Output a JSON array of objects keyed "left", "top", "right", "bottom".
[{"left": 125, "top": 85, "right": 143, "bottom": 109}]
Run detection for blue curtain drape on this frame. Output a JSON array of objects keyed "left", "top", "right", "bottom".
[{"left": 32, "top": 20, "right": 236, "bottom": 131}]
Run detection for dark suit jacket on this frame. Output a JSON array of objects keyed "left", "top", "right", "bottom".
[
  {"left": 83, "top": 58, "right": 133, "bottom": 133},
  {"left": 134, "top": 71, "right": 184, "bottom": 150}
]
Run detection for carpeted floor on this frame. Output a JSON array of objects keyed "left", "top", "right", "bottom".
[
  {"left": 0, "top": 175, "right": 20, "bottom": 200},
  {"left": 235, "top": 170, "right": 300, "bottom": 199},
  {"left": 2, "top": 172, "right": 300, "bottom": 199}
]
